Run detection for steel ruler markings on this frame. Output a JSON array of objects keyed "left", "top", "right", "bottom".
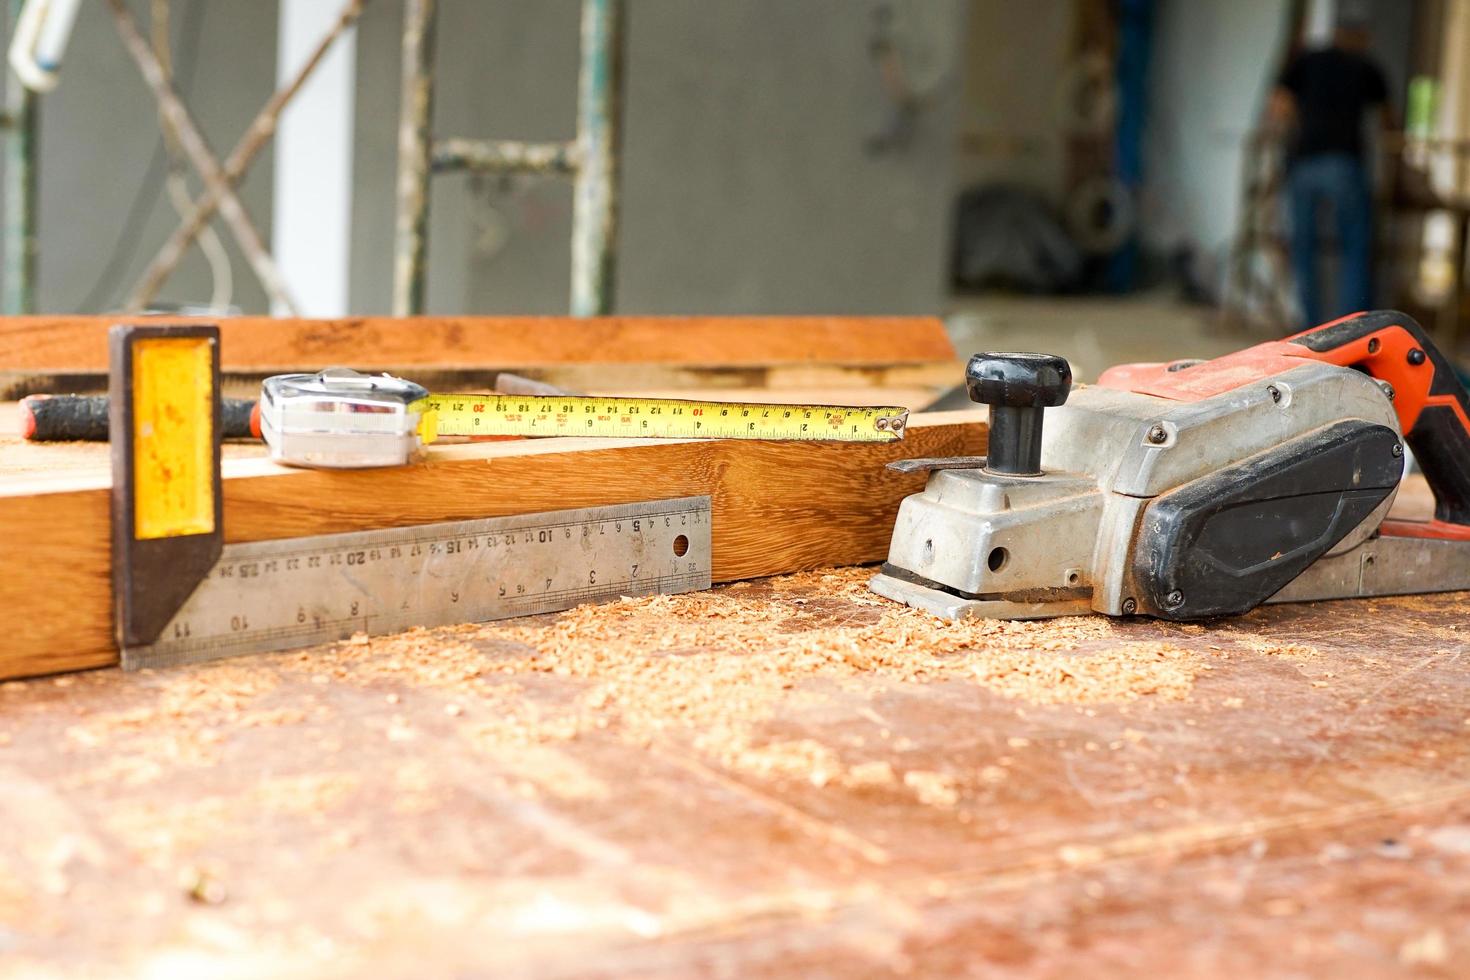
[
  {"left": 416, "top": 394, "right": 909, "bottom": 442},
  {"left": 123, "top": 496, "right": 713, "bottom": 671}
]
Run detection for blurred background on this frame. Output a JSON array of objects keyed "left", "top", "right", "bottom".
[{"left": 2, "top": 0, "right": 1467, "bottom": 377}]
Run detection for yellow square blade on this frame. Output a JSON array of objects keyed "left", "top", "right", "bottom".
[{"left": 131, "top": 336, "right": 217, "bottom": 539}]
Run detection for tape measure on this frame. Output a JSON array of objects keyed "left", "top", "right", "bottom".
[
  {"left": 21, "top": 376, "right": 911, "bottom": 450},
  {"left": 123, "top": 496, "right": 713, "bottom": 671},
  {"left": 415, "top": 394, "right": 909, "bottom": 442},
  {"left": 251, "top": 370, "right": 909, "bottom": 469}
]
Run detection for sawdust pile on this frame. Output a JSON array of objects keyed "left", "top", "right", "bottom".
[
  {"left": 496, "top": 566, "right": 1192, "bottom": 705},
  {"left": 101, "top": 772, "right": 361, "bottom": 867},
  {"left": 29, "top": 567, "right": 1217, "bottom": 825},
  {"left": 62, "top": 665, "right": 285, "bottom": 773},
  {"left": 314, "top": 567, "right": 1198, "bottom": 783},
  {"left": 1214, "top": 629, "right": 1322, "bottom": 661},
  {"left": 1379, "top": 594, "right": 1458, "bottom": 613}
]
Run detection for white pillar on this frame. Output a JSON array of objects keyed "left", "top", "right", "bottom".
[{"left": 271, "top": 0, "right": 358, "bottom": 316}]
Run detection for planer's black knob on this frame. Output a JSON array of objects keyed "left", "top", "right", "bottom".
[{"left": 966, "top": 352, "right": 1072, "bottom": 476}]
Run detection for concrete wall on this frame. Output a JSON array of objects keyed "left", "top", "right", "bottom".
[
  {"left": 952, "top": 0, "right": 1073, "bottom": 202},
  {"left": 352, "top": 0, "right": 968, "bottom": 315},
  {"left": 11, "top": 0, "right": 967, "bottom": 317},
  {"left": 1141, "top": 0, "right": 1292, "bottom": 266}
]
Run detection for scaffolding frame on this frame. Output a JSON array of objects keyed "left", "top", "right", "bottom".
[
  {"left": 391, "top": 0, "right": 626, "bottom": 317},
  {"left": 102, "top": 0, "right": 370, "bottom": 315},
  {"left": 118, "top": 0, "right": 368, "bottom": 314},
  {"left": 0, "top": 0, "right": 366, "bottom": 316},
  {"left": 0, "top": 0, "right": 623, "bottom": 317}
]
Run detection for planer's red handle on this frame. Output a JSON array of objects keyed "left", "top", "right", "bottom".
[{"left": 1286, "top": 310, "right": 1470, "bottom": 529}]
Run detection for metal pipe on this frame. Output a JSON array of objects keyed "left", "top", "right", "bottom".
[
  {"left": 103, "top": 0, "right": 300, "bottom": 314},
  {"left": 431, "top": 137, "right": 577, "bottom": 176},
  {"left": 569, "top": 0, "right": 624, "bottom": 317},
  {"left": 391, "top": 0, "right": 436, "bottom": 316},
  {"left": 125, "top": 0, "right": 368, "bottom": 312},
  {"left": 3, "top": 0, "right": 37, "bottom": 314}
]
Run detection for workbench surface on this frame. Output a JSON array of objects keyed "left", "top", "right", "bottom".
[{"left": 4, "top": 562, "right": 1469, "bottom": 976}]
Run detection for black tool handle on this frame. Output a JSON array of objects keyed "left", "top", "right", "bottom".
[
  {"left": 20, "top": 394, "right": 258, "bottom": 442},
  {"left": 1290, "top": 310, "right": 1470, "bottom": 525},
  {"left": 965, "top": 352, "right": 1072, "bottom": 475}
]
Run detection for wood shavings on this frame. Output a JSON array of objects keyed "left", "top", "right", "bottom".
[
  {"left": 103, "top": 773, "right": 360, "bottom": 867},
  {"left": 1377, "top": 593, "right": 1463, "bottom": 613},
  {"left": 725, "top": 739, "right": 845, "bottom": 787},
  {"left": 65, "top": 666, "right": 280, "bottom": 741},
  {"left": 964, "top": 641, "right": 1196, "bottom": 705},
  {"left": 175, "top": 566, "right": 1198, "bottom": 795},
  {"left": 766, "top": 566, "right": 889, "bottom": 606},
  {"left": 57, "top": 754, "right": 167, "bottom": 791},
  {"left": 385, "top": 716, "right": 418, "bottom": 742},
  {"left": 978, "top": 765, "right": 1009, "bottom": 784},
  {"left": 375, "top": 568, "right": 1193, "bottom": 785},
  {"left": 468, "top": 745, "right": 615, "bottom": 801},
  {"left": 238, "top": 708, "right": 308, "bottom": 728},
  {"left": 463, "top": 704, "right": 584, "bottom": 748},
  {"left": 1221, "top": 633, "right": 1322, "bottom": 660},
  {"left": 844, "top": 760, "right": 898, "bottom": 788},
  {"left": 61, "top": 665, "right": 291, "bottom": 770},
  {"left": 903, "top": 770, "right": 960, "bottom": 808},
  {"left": 1399, "top": 929, "right": 1449, "bottom": 966},
  {"left": 314, "top": 630, "right": 494, "bottom": 687}
]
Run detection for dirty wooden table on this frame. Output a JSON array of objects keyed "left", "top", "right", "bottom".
[
  {"left": 2, "top": 395, "right": 1466, "bottom": 976},
  {"left": 3, "top": 546, "right": 1469, "bottom": 976}
]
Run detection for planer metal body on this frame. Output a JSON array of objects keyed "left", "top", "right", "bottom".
[{"left": 872, "top": 310, "right": 1470, "bottom": 621}]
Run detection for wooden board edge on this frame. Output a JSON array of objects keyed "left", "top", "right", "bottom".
[
  {"left": 0, "top": 360, "right": 963, "bottom": 403},
  {"left": 0, "top": 316, "right": 957, "bottom": 374}
]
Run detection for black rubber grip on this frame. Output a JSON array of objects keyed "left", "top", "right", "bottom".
[
  {"left": 20, "top": 394, "right": 257, "bottom": 442},
  {"left": 1292, "top": 310, "right": 1470, "bottom": 525}
]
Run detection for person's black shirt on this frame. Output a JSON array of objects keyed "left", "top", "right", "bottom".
[{"left": 1278, "top": 47, "right": 1388, "bottom": 160}]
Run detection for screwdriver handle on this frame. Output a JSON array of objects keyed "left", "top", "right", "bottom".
[
  {"left": 19, "top": 394, "right": 259, "bottom": 442},
  {"left": 1289, "top": 310, "right": 1470, "bottom": 526}
]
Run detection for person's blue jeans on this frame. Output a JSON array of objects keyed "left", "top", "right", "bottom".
[{"left": 1286, "top": 153, "right": 1373, "bottom": 328}]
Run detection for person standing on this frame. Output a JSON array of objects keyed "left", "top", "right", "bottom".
[{"left": 1272, "top": 18, "right": 1395, "bottom": 327}]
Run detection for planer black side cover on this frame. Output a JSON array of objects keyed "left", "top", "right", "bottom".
[{"left": 1127, "top": 419, "right": 1404, "bottom": 620}]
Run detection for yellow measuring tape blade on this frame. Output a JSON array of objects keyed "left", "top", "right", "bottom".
[{"left": 412, "top": 395, "right": 909, "bottom": 442}]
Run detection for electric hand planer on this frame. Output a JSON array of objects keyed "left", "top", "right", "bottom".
[{"left": 872, "top": 310, "right": 1470, "bottom": 620}]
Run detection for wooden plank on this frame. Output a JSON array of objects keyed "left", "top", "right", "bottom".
[
  {"left": 0, "top": 315, "right": 962, "bottom": 400},
  {"left": 4, "top": 362, "right": 962, "bottom": 403},
  {"left": 0, "top": 411, "right": 984, "bottom": 680},
  {"left": 0, "top": 315, "right": 956, "bottom": 373}
]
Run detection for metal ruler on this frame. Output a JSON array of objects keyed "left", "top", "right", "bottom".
[
  {"left": 415, "top": 394, "right": 909, "bottom": 442},
  {"left": 123, "top": 496, "right": 713, "bottom": 671}
]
